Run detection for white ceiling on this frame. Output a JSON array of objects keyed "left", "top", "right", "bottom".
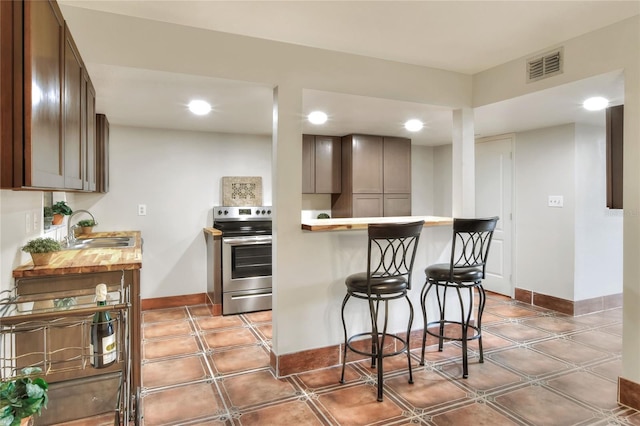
[{"left": 59, "top": 1, "right": 637, "bottom": 145}]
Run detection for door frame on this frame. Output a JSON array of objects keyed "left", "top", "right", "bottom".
[{"left": 476, "top": 133, "right": 516, "bottom": 297}]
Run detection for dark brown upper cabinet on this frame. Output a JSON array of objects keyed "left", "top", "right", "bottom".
[
  {"left": 63, "top": 24, "right": 84, "bottom": 190},
  {"left": 83, "top": 70, "right": 97, "bottom": 192},
  {"left": 96, "top": 114, "right": 110, "bottom": 193},
  {"left": 606, "top": 104, "right": 623, "bottom": 209},
  {"left": 1, "top": 0, "right": 106, "bottom": 192},
  {"left": 302, "top": 134, "right": 341, "bottom": 194}
]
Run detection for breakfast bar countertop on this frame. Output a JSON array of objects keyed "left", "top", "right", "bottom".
[
  {"left": 301, "top": 216, "right": 453, "bottom": 232},
  {"left": 12, "top": 231, "right": 143, "bottom": 278}
]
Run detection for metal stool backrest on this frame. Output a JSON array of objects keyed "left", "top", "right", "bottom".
[
  {"left": 449, "top": 217, "right": 499, "bottom": 281},
  {"left": 367, "top": 221, "right": 425, "bottom": 291}
]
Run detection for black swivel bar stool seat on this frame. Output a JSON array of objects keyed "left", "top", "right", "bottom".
[
  {"left": 419, "top": 216, "right": 498, "bottom": 378},
  {"left": 340, "top": 220, "right": 424, "bottom": 402}
]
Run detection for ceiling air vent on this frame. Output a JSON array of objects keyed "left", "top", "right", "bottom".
[{"left": 527, "top": 48, "right": 563, "bottom": 82}]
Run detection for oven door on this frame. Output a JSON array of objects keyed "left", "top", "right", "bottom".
[{"left": 222, "top": 236, "right": 272, "bottom": 293}]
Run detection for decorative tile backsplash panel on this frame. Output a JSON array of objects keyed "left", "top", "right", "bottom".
[{"left": 222, "top": 177, "right": 263, "bottom": 206}]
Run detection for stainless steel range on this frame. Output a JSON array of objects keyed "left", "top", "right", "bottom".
[{"left": 213, "top": 206, "right": 272, "bottom": 315}]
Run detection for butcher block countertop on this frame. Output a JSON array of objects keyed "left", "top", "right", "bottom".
[
  {"left": 13, "top": 231, "right": 143, "bottom": 278},
  {"left": 203, "top": 227, "right": 222, "bottom": 237},
  {"left": 301, "top": 216, "right": 453, "bottom": 232}
]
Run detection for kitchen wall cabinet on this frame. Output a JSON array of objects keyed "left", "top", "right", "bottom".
[
  {"left": 332, "top": 134, "right": 411, "bottom": 217},
  {"left": 383, "top": 136, "right": 411, "bottom": 194},
  {"left": 383, "top": 193, "right": 411, "bottom": 217},
  {"left": 0, "top": 0, "right": 105, "bottom": 192},
  {"left": 63, "top": 24, "right": 83, "bottom": 190},
  {"left": 302, "top": 134, "right": 341, "bottom": 194},
  {"left": 84, "top": 71, "right": 97, "bottom": 191},
  {"left": 23, "top": 0, "right": 66, "bottom": 189},
  {"left": 96, "top": 114, "right": 110, "bottom": 193}
]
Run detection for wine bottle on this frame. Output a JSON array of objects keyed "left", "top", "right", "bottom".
[{"left": 90, "top": 283, "right": 116, "bottom": 368}]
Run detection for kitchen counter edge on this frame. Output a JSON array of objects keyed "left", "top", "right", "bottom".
[
  {"left": 301, "top": 216, "right": 453, "bottom": 231},
  {"left": 203, "top": 228, "right": 223, "bottom": 238},
  {"left": 13, "top": 231, "right": 143, "bottom": 278}
]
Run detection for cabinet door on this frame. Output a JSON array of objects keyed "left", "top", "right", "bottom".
[
  {"left": 0, "top": 1, "right": 17, "bottom": 187},
  {"left": 63, "top": 25, "right": 83, "bottom": 190},
  {"left": 352, "top": 135, "right": 383, "bottom": 193},
  {"left": 302, "top": 134, "right": 315, "bottom": 193},
  {"left": 83, "top": 71, "right": 96, "bottom": 191},
  {"left": 96, "top": 114, "right": 110, "bottom": 193},
  {"left": 384, "top": 193, "right": 411, "bottom": 217},
  {"left": 25, "top": 0, "right": 65, "bottom": 188},
  {"left": 353, "top": 193, "right": 383, "bottom": 217},
  {"left": 315, "top": 135, "right": 341, "bottom": 193},
  {"left": 383, "top": 137, "right": 411, "bottom": 193}
]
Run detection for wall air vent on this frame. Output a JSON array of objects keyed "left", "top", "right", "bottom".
[{"left": 527, "top": 48, "right": 563, "bottom": 82}]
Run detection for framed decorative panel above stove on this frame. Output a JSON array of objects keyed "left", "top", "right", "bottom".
[{"left": 222, "top": 176, "right": 263, "bottom": 206}]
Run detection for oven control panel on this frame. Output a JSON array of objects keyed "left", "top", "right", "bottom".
[{"left": 213, "top": 206, "right": 273, "bottom": 220}]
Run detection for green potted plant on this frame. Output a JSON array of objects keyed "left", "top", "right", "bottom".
[
  {"left": 51, "top": 201, "right": 72, "bottom": 225},
  {"left": 76, "top": 219, "right": 97, "bottom": 234},
  {"left": 43, "top": 207, "right": 53, "bottom": 230},
  {"left": 0, "top": 367, "right": 49, "bottom": 426},
  {"left": 21, "top": 237, "right": 61, "bottom": 266}
]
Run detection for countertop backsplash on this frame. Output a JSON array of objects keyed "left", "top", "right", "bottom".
[{"left": 301, "top": 210, "right": 332, "bottom": 221}]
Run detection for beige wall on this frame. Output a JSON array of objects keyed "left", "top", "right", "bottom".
[
  {"left": 474, "top": 15, "right": 640, "bottom": 384},
  {"left": 2, "top": 6, "right": 637, "bottom": 383}
]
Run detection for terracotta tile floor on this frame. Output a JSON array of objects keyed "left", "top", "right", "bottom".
[{"left": 59, "top": 294, "right": 640, "bottom": 425}]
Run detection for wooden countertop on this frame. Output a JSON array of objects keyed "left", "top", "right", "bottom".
[
  {"left": 301, "top": 216, "right": 453, "bottom": 231},
  {"left": 203, "top": 227, "right": 222, "bottom": 237},
  {"left": 13, "top": 231, "right": 143, "bottom": 278}
]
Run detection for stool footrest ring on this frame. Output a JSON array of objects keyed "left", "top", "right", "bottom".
[
  {"left": 346, "top": 332, "right": 408, "bottom": 358},
  {"left": 425, "top": 320, "right": 481, "bottom": 343}
]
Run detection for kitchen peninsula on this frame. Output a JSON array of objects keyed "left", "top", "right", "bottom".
[{"left": 269, "top": 216, "right": 454, "bottom": 376}]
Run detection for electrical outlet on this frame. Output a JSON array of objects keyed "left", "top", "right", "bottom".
[
  {"left": 33, "top": 209, "right": 39, "bottom": 230},
  {"left": 138, "top": 204, "right": 147, "bottom": 216},
  {"left": 548, "top": 195, "right": 564, "bottom": 207}
]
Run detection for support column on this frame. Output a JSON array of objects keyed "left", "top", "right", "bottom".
[
  {"left": 270, "top": 84, "right": 303, "bottom": 361},
  {"left": 452, "top": 108, "right": 476, "bottom": 217}
]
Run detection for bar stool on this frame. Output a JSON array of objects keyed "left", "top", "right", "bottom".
[
  {"left": 419, "top": 217, "right": 498, "bottom": 378},
  {"left": 340, "top": 220, "right": 424, "bottom": 402}
]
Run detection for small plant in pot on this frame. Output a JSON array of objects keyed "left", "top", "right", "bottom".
[
  {"left": 51, "top": 201, "right": 72, "bottom": 225},
  {"left": 21, "top": 238, "right": 61, "bottom": 267},
  {"left": 76, "top": 219, "right": 97, "bottom": 234},
  {"left": 43, "top": 207, "right": 53, "bottom": 230},
  {"left": 0, "top": 366, "right": 49, "bottom": 426}
]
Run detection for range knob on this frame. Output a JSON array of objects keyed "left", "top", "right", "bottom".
[
  {"left": 260, "top": 209, "right": 266, "bottom": 214},
  {"left": 224, "top": 210, "right": 229, "bottom": 215},
  {"left": 267, "top": 209, "right": 272, "bottom": 215},
  {"left": 217, "top": 210, "right": 222, "bottom": 215}
]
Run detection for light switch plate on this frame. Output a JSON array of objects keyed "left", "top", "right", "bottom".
[{"left": 548, "top": 195, "right": 564, "bottom": 207}]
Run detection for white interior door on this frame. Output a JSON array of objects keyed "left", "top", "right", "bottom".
[{"left": 476, "top": 135, "right": 513, "bottom": 296}]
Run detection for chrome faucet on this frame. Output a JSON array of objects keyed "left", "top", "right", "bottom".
[{"left": 67, "top": 210, "right": 97, "bottom": 245}]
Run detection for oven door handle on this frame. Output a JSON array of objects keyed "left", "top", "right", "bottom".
[{"left": 223, "top": 237, "right": 272, "bottom": 246}]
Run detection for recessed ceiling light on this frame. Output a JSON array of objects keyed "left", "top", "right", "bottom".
[
  {"left": 583, "top": 97, "right": 609, "bottom": 111},
  {"left": 308, "top": 111, "right": 328, "bottom": 125},
  {"left": 404, "top": 119, "right": 423, "bottom": 132},
  {"left": 188, "top": 100, "right": 212, "bottom": 115}
]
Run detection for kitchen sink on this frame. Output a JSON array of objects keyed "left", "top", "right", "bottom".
[{"left": 64, "top": 236, "right": 136, "bottom": 250}]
